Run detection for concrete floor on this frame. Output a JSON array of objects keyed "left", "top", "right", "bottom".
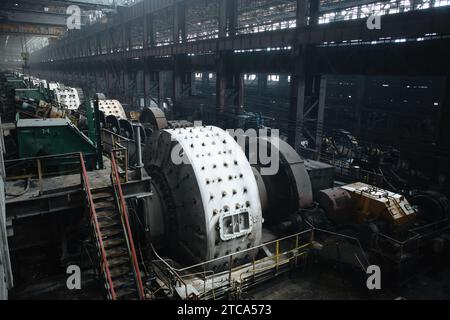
[
  {"left": 246, "top": 256, "right": 450, "bottom": 300},
  {"left": 9, "top": 255, "right": 450, "bottom": 300},
  {"left": 9, "top": 270, "right": 104, "bottom": 300}
]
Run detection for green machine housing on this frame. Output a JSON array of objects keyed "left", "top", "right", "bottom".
[
  {"left": 16, "top": 117, "right": 99, "bottom": 170},
  {"left": 14, "top": 88, "right": 50, "bottom": 102}
]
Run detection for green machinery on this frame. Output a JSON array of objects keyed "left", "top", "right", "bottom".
[
  {"left": 0, "top": 72, "right": 29, "bottom": 97},
  {"left": 1, "top": 71, "right": 102, "bottom": 171},
  {"left": 14, "top": 88, "right": 49, "bottom": 102},
  {"left": 3, "top": 80, "right": 27, "bottom": 94},
  {"left": 16, "top": 116, "right": 99, "bottom": 170}
]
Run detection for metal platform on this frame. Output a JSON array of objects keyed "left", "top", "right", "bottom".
[
  {"left": 5, "top": 153, "right": 151, "bottom": 221},
  {"left": 152, "top": 228, "right": 314, "bottom": 300}
]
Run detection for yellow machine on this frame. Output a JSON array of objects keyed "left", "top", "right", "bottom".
[
  {"left": 342, "top": 182, "right": 416, "bottom": 225},
  {"left": 319, "top": 182, "right": 416, "bottom": 227}
]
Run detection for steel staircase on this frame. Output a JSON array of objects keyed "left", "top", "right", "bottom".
[{"left": 80, "top": 153, "right": 145, "bottom": 300}]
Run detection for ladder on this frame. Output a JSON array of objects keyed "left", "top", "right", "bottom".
[{"left": 80, "top": 153, "right": 145, "bottom": 300}]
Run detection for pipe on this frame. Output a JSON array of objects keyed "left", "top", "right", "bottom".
[{"left": 134, "top": 124, "right": 144, "bottom": 179}]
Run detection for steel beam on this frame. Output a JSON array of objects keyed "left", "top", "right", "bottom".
[
  {"left": 0, "top": 0, "right": 116, "bottom": 11},
  {"left": 0, "top": 23, "right": 65, "bottom": 37},
  {"left": 1, "top": 10, "right": 68, "bottom": 27},
  {"left": 30, "top": 7, "right": 450, "bottom": 64}
]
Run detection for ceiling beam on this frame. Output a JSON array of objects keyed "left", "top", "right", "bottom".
[
  {"left": 0, "top": 23, "right": 65, "bottom": 37},
  {"left": 0, "top": 10, "right": 68, "bottom": 27},
  {"left": 0, "top": 0, "right": 116, "bottom": 11}
]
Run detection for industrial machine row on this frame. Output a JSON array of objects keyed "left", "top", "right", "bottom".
[{"left": 1, "top": 70, "right": 449, "bottom": 300}]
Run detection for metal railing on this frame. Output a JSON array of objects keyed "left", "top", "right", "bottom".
[
  {"left": 151, "top": 228, "right": 315, "bottom": 300},
  {"left": 110, "top": 152, "right": 146, "bottom": 299},
  {"left": 111, "top": 146, "right": 129, "bottom": 183},
  {"left": 305, "top": 221, "right": 371, "bottom": 271},
  {"left": 5, "top": 152, "right": 97, "bottom": 195},
  {"left": 319, "top": 153, "right": 385, "bottom": 187},
  {"left": 79, "top": 152, "right": 116, "bottom": 300},
  {"left": 102, "top": 128, "right": 133, "bottom": 181},
  {"left": 376, "top": 217, "right": 450, "bottom": 261}
]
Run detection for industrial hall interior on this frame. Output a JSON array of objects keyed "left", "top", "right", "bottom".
[{"left": 0, "top": 0, "right": 450, "bottom": 301}]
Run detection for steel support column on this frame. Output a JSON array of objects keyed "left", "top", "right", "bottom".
[
  {"left": 219, "top": 0, "right": 237, "bottom": 37},
  {"left": 173, "top": 55, "right": 191, "bottom": 103},
  {"left": 216, "top": 53, "right": 226, "bottom": 125},
  {"left": 354, "top": 75, "right": 367, "bottom": 137},
  {"left": 257, "top": 73, "right": 267, "bottom": 96},
  {"left": 123, "top": 23, "right": 131, "bottom": 51},
  {"left": 309, "top": 0, "right": 320, "bottom": 25},
  {"left": 437, "top": 72, "right": 450, "bottom": 148},
  {"left": 289, "top": 0, "right": 314, "bottom": 149},
  {"left": 136, "top": 70, "right": 144, "bottom": 104},
  {"left": 289, "top": 72, "right": 305, "bottom": 150},
  {"left": 216, "top": 51, "right": 243, "bottom": 126},
  {"left": 143, "top": 14, "right": 149, "bottom": 49},
  {"left": 235, "top": 73, "right": 244, "bottom": 112},
  {"left": 174, "top": 1, "right": 186, "bottom": 44},
  {"left": 316, "top": 75, "right": 327, "bottom": 154},
  {"left": 148, "top": 13, "right": 155, "bottom": 48},
  {"left": 173, "top": 58, "right": 182, "bottom": 102},
  {"left": 159, "top": 71, "right": 168, "bottom": 110}
]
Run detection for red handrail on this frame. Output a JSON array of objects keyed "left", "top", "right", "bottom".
[
  {"left": 79, "top": 153, "right": 117, "bottom": 300},
  {"left": 110, "top": 152, "right": 146, "bottom": 299}
]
